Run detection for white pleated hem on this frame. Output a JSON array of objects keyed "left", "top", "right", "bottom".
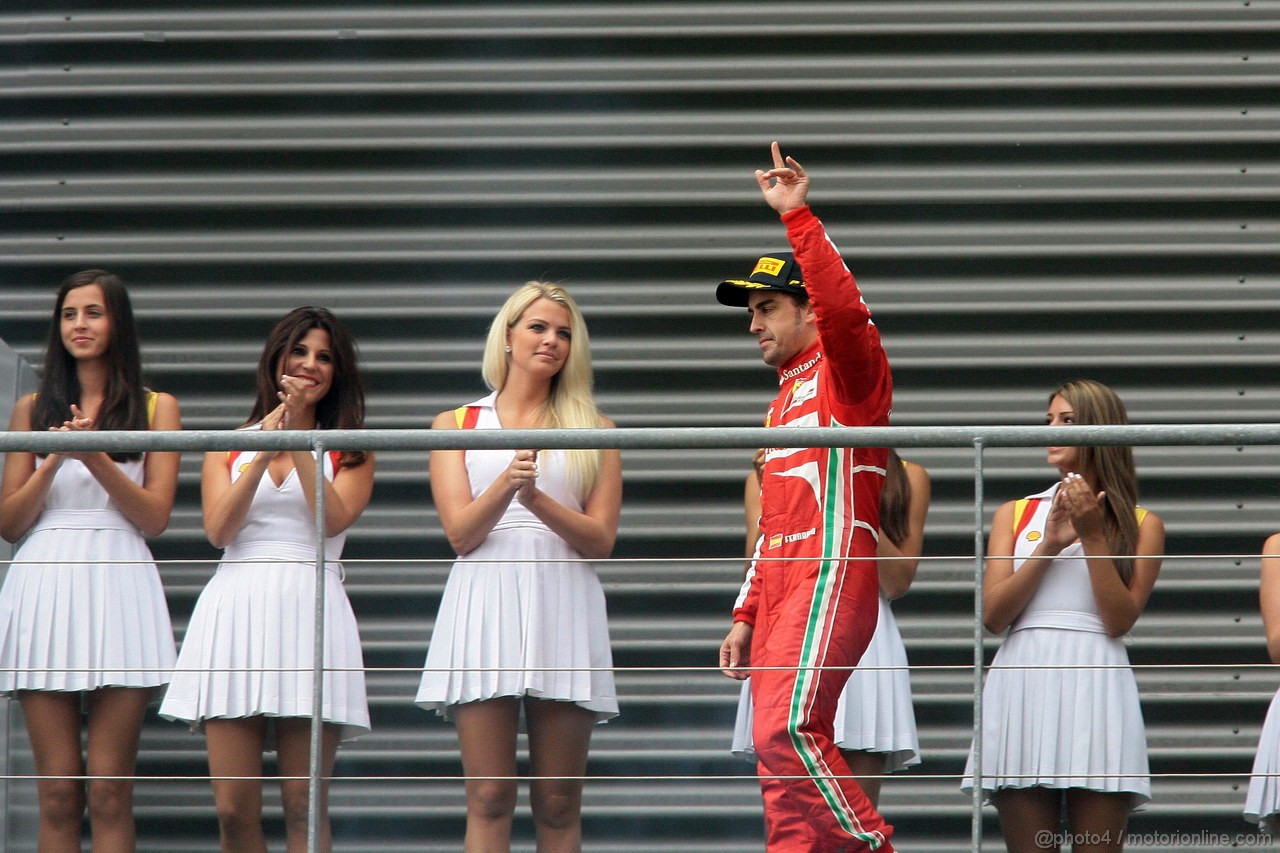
[
  {"left": 416, "top": 529, "right": 618, "bottom": 725},
  {"left": 1245, "top": 689, "right": 1280, "bottom": 831},
  {"left": 158, "top": 708, "right": 370, "bottom": 744},
  {"left": 159, "top": 560, "right": 369, "bottom": 741},
  {"left": 961, "top": 626, "right": 1150, "bottom": 810},
  {"left": 416, "top": 691, "right": 618, "bottom": 726},
  {"left": 0, "top": 527, "right": 176, "bottom": 695}
]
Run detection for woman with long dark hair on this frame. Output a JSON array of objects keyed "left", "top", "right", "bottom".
[
  {"left": 963, "top": 379, "right": 1165, "bottom": 853},
  {"left": 160, "top": 306, "right": 372, "bottom": 853},
  {"left": 416, "top": 281, "right": 621, "bottom": 852},
  {"left": 0, "top": 269, "right": 181, "bottom": 852}
]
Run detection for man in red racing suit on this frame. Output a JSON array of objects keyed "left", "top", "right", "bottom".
[{"left": 718, "top": 143, "right": 894, "bottom": 852}]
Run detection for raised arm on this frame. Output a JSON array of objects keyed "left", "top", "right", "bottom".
[
  {"left": 755, "top": 140, "right": 811, "bottom": 217},
  {"left": 761, "top": 142, "right": 891, "bottom": 416}
]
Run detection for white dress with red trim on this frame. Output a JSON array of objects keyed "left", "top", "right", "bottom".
[
  {"left": 160, "top": 437, "right": 369, "bottom": 740},
  {"left": 416, "top": 392, "right": 618, "bottom": 722},
  {"left": 961, "top": 483, "right": 1150, "bottom": 807},
  {"left": 730, "top": 591, "right": 920, "bottom": 772},
  {"left": 1245, "top": 690, "right": 1280, "bottom": 831},
  {"left": 0, "top": 454, "right": 176, "bottom": 693}
]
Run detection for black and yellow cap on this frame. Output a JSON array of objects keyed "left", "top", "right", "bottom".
[{"left": 715, "top": 252, "right": 807, "bottom": 307}]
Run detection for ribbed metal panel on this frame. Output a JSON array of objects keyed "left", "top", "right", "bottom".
[{"left": 2, "top": 2, "right": 1279, "bottom": 849}]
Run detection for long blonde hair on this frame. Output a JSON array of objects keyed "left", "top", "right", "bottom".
[
  {"left": 482, "top": 281, "right": 603, "bottom": 496},
  {"left": 1051, "top": 379, "right": 1140, "bottom": 585}
]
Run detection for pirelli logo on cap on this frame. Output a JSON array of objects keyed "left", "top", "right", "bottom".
[{"left": 752, "top": 257, "right": 787, "bottom": 277}]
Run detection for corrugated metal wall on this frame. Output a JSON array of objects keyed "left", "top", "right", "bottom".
[{"left": 2, "top": 2, "right": 1279, "bottom": 850}]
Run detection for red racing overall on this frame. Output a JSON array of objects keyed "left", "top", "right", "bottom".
[{"left": 734, "top": 206, "right": 893, "bottom": 851}]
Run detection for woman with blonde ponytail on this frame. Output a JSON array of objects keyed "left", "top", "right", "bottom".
[
  {"left": 417, "top": 281, "right": 621, "bottom": 852},
  {"left": 963, "top": 379, "right": 1165, "bottom": 853}
]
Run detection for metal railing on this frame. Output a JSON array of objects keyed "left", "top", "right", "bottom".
[{"left": 2, "top": 422, "right": 1279, "bottom": 852}]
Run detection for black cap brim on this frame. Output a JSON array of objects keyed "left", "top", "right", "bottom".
[{"left": 716, "top": 280, "right": 806, "bottom": 308}]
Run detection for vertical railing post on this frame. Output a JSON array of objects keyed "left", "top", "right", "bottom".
[
  {"left": 308, "top": 435, "right": 327, "bottom": 852},
  {"left": 971, "top": 437, "right": 986, "bottom": 852}
]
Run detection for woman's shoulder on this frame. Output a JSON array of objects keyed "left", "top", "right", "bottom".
[
  {"left": 989, "top": 498, "right": 1018, "bottom": 524},
  {"left": 432, "top": 408, "right": 462, "bottom": 429},
  {"left": 435, "top": 392, "right": 497, "bottom": 430},
  {"left": 132, "top": 389, "right": 181, "bottom": 433},
  {"left": 992, "top": 483, "right": 1055, "bottom": 516},
  {"left": 149, "top": 390, "right": 180, "bottom": 414},
  {"left": 7, "top": 392, "right": 35, "bottom": 430},
  {"left": 901, "top": 458, "right": 930, "bottom": 485}
]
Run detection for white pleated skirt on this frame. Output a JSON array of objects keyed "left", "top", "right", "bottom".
[
  {"left": 160, "top": 547, "right": 369, "bottom": 741},
  {"left": 1245, "top": 688, "right": 1280, "bottom": 832},
  {"left": 0, "top": 519, "right": 175, "bottom": 693},
  {"left": 416, "top": 527, "right": 617, "bottom": 722},
  {"left": 731, "top": 596, "right": 920, "bottom": 772},
  {"left": 962, "top": 625, "right": 1149, "bottom": 807}
]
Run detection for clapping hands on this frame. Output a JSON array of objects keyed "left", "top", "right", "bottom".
[
  {"left": 1045, "top": 471, "right": 1106, "bottom": 551},
  {"left": 507, "top": 449, "right": 540, "bottom": 505},
  {"left": 49, "top": 404, "right": 96, "bottom": 463}
]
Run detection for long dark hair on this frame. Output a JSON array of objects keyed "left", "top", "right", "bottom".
[
  {"left": 878, "top": 449, "right": 911, "bottom": 548},
  {"left": 32, "top": 270, "right": 148, "bottom": 462},
  {"left": 246, "top": 307, "right": 367, "bottom": 468}
]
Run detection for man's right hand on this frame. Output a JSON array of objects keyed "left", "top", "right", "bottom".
[
  {"left": 719, "top": 621, "right": 754, "bottom": 680},
  {"left": 755, "top": 140, "right": 810, "bottom": 215}
]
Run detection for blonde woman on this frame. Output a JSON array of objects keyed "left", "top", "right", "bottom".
[{"left": 417, "top": 282, "right": 621, "bottom": 852}]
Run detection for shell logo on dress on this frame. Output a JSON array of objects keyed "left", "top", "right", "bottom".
[{"left": 1026, "top": 531, "right": 1041, "bottom": 542}]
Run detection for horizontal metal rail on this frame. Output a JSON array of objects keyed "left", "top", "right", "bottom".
[
  {"left": 2, "top": 422, "right": 1279, "bottom": 454},
  {"left": 4, "top": 421, "right": 1277, "bottom": 852}
]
